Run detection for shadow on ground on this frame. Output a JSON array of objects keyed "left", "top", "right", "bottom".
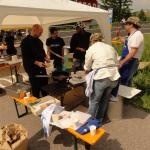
[
  {"left": 28, "top": 129, "right": 50, "bottom": 150},
  {"left": 93, "top": 133, "right": 123, "bottom": 150},
  {"left": 53, "top": 128, "right": 73, "bottom": 147},
  {"left": 28, "top": 128, "right": 123, "bottom": 150},
  {"left": 122, "top": 103, "right": 149, "bottom": 120}
]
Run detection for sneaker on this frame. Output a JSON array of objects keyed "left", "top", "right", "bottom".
[{"left": 110, "top": 95, "right": 119, "bottom": 102}]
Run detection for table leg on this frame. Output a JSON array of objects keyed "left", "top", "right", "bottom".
[
  {"left": 9, "top": 65, "right": 19, "bottom": 84},
  {"left": 14, "top": 100, "right": 20, "bottom": 117},
  {"left": 60, "top": 94, "right": 65, "bottom": 106},
  {"left": 25, "top": 105, "right": 28, "bottom": 114},
  {"left": 85, "top": 143, "right": 91, "bottom": 150},
  {"left": 13, "top": 100, "right": 28, "bottom": 118},
  {"left": 10, "top": 66, "right": 14, "bottom": 84},
  {"left": 73, "top": 136, "right": 78, "bottom": 150},
  {"left": 14, "top": 66, "right": 19, "bottom": 83}
]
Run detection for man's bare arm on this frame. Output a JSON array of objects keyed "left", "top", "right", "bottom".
[
  {"left": 76, "top": 47, "right": 86, "bottom": 52},
  {"left": 47, "top": 46, "right": 51, "bottom": 60}
]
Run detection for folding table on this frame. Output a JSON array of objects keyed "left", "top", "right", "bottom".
[
  {"left": 67, "top": 128, "right": 105, "bottom": 150},
  {"left": 12, "top": 96, "right": 37, "bottom": 118},
  {"left": 11, "top": 95, "right": 105, "bottom": 150}
]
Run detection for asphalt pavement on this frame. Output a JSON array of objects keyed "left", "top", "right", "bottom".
[
  {"left": 0, "top": 65, "right": 150, "bottom": 150},
  {"left": 0, "top": 91, "right": 150, "bottom": 150}
]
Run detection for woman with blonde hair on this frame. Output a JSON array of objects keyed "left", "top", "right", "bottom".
[{"left": 84, "top": 33, "right": 120, "bottom": 121}]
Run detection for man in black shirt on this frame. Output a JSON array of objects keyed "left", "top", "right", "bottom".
[
  {"left": 5, "top": 31, "right": 17, "bottom": 56},
  {"left": 21, "top": 24, "right": 49, "bottom": 98},
  {"left": 46, "top": 27, "right": 65, "bottom": 71},
  {"left": 70, "top": 22, "right": 91, "bottom": 72}
]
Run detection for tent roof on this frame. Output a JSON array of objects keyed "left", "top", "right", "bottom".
[
  {"left": 0, "top": 0, "right": 111, "bottom": 43},
  {"left": 0, "top": 0, "right": 108, "bottom": 14},
  {"left": 0, "top": 0, "right": 108, "bottom": 25}
]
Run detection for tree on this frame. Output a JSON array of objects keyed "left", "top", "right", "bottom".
[
  {"left": 138, "top": 9, "right": 147, "bottom": 21},
  {"left": 100, "top": 0, "right": 132, "bottom": 22}
]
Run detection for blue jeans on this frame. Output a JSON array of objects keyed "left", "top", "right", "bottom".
[{"left": 88, "top": 78, "right": 118, "bottom": 120}]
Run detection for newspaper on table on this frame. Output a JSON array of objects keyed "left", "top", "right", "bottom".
[
  {"left": 40, "top": 104, "right": 91, "bottom": 137},
  {"left": 29, "top": 96, "right": 61, "bottom": 116},
  {"left": 51, "top": 110, "right": 91, "bottom": 130}
]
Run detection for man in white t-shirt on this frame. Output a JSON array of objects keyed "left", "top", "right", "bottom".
[
  {"left": 119, "top": 16, "right": 144, "bottom": 86},
  {"left": 111, "top": 17, "right": 144, "bottom": 100}
]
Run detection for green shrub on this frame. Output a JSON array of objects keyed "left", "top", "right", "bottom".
[
  {"left": 132, "top": 94, "right": 150, "bottom": 112},
  {"left": 141, "top": 34, "right": 150, "bottom": 62},
  {"left": 132, "top": 65, "right": 150, "bottom": 111},
  {"left": 133, "top": 66, "right": 150, "bottom": 93}
]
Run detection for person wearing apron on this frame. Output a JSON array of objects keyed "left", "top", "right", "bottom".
[
  {"left": 84, "top": 33, "right": 120, "bottom": 121},
  {"left": 111, "top": 39, "right": 131, "bottom": 97},
  {"left": 119, "top": 38, "right": 139, "bottom": 86},
  {"left": 111, "top": 17, "right": 144, "bottom": 99}
]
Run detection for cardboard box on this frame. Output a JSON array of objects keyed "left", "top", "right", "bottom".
[{"left": 0, "top": 124, "right": 28, "bottom": 150}]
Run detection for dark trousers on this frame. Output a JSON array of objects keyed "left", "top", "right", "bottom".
[
  {"left": 29, "top": 76, "right": 48, "bottom": 98},
  {"left": 111, "top": 58, "right": 139, "bottom": 97},
  {"left": 6, "top": 48, "right": 17, "bottom": 56},
  {"left": 120, "top": 58, "right": 139, "bottom": 86},
  {"left": 54, "top": 59, "right": 62, "bottom": 72}
]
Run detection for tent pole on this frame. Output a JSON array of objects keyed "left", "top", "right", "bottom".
[{"left": 41, "top": 24, "right": 50, "bottom": 52}]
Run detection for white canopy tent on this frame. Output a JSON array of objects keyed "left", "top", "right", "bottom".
[{"left": 0, "top": 0, "right": 111, "bottom": 44}]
